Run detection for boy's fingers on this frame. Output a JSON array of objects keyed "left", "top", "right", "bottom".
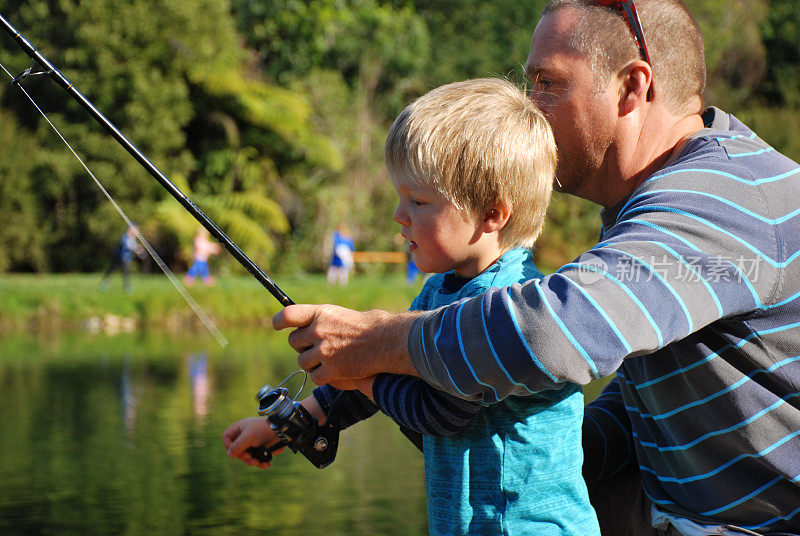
[
  {"left": 221, "top": 423, "right": 242, "bottom": 450},
  {"left": 227, "top": 433, "right": 253, "bottom": 458}
]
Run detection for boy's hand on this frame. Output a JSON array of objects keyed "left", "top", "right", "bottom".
[
  {"left": 222, "top": 417, "right": 284, "bottom": 469},
  {"left": 223, "top": 395, "right": 327, "bottom": 468}
]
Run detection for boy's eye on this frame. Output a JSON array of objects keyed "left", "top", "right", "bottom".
[{"left": 410, "top": 198, "right": 426, "bottom": 206}]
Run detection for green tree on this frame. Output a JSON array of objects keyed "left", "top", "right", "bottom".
[
  {"left": 691, "top": 0, "right": 800, "bottom": 164},
  {"left": 233, "top": 0, "right": 429, "bottom": 114},
  {"left": 232, "top": 0, "right": 431, "bottom": 270},
  {"left": 0, "top": 0, "right": 339, "bottom": 273},
  {"left": 0, "top": 109, "right": 45, "bottom": 271},
  {"left": 758, "top": 0, "right": 800, "bottom": 107},
  {"left": 154, "top": 173, "right": 289, "bottom": 270},
  {"left": 394, "top": 0, "right": 548, "bottom": 87},
  {"left": 690, "top": 0, "right": 770, "bottom": 110}
]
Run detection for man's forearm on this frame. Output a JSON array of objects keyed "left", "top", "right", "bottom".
[{"left": 364, "top": 310, "right": 420, "bottom": 377}]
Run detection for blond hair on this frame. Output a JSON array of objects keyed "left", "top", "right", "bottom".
[
  {"left": 544, "top": 0, "right": 706, "bottom": 115},
  {"left": 385, "top": 78, "right": 555, "bottom": 249}
]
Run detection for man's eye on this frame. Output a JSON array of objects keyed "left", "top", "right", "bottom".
[{"left": 533, "top": 77, "right": 552, "bottom": 90}]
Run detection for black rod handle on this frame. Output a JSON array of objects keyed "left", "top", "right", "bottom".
[{"left": 0, "top": 12, "right": 294, "bottom": 307}]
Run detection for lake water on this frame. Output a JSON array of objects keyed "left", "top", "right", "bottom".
[{"left": 0, "top": 329, "right": 609, "bottom": 535}]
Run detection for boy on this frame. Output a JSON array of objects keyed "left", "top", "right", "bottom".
[{"left": 224, "top": 78, "right": 599, "bottom": 535}]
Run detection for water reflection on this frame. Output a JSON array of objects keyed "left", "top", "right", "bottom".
[
  {"left": 0, "top": 330, "right": 428, "bottom": 536},
  {"left": 188, "top": 352, "right": 210, "bottom": 420},
  {"left": 121, "top": 355, "right": 139, "bottom": 440},
  {"left": 0, "top": 329, "right": 609, "bottom": 536}
]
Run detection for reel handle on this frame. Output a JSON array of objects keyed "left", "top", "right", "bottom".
[{"left": 246, "top": 441, "right": 286, "bottom": 464}]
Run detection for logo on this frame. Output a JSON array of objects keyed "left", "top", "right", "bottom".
[{"left": 573, "top": 253, "right": 609, "bottom": 286}]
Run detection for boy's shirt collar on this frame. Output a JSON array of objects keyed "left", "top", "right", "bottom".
[
  {"left": 441, "top": 272, "right": 472, "bottom": 294},
  {"left": 438, "top": 248, "right": 532, "bottom": 295}
]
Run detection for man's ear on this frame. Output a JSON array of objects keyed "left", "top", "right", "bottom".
[
  {"left": 619, "top": 60, "right": 652, "bottom": 115},
  {"left": 481, "top": 201, "right": 512, "bottom": 233}
]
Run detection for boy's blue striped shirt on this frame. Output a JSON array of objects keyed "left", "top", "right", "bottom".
[{"left": 392, "top": 248, "right": 598, "bottom": 536}]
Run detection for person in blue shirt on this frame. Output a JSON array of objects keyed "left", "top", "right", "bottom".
[
  {"left": 405, "top": 250, "right": 421, "bottom": 285},
  {"left": 100, "top": 224, "right": 142, "bottom": 293},
  {"left": 326, "top": 223, "right": 355, "bottom": 286},
  {"left": 224, "top": 78, "right": 599, "bottom": 536}
]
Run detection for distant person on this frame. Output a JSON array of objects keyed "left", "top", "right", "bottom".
[
  {"left": 396, "top": 232, "right": 422, "bottom": 285},
  {"left": 326, "top": 223, "right": 354, "bottom": 286},
  {"left": 184, "top": 228, "right": 222, "bottom": 287},
  {"left": 405, "top": 250, "right": 422, "bottom": 285},
  {"left": 100, "top": 224, "right": 142, "bottom": 294},
  {"left": 224, "top": 78, "right": 599, "bottom": 536}
]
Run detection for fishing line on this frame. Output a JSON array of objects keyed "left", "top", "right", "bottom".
[{"left": 0, "top": 59, "right": 229, "bottom": 348}]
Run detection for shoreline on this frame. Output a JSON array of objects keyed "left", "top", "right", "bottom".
[{"left": 0, "top": 272, "right": 421, "bottom": 334}]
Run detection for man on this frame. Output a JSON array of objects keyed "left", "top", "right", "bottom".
[{"left": 272, "top": 1, "right": 800, "bottom": 533}]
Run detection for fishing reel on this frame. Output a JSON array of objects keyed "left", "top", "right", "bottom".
[{"left": 246, "top": 371, "right": 340, "bottom": 469}]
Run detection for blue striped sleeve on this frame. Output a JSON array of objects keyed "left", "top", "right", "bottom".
[
  {"left": 582, "top": 377, "right": 636, "bottom": 481},
  {"left": 312, "top": 385, "right": 378, "bottom": 429},
  {"left": 371, "top": 373, "right": 483, "bottom": 436}
]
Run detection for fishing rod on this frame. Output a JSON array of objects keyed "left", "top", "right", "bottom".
[
  {"left": 0, "top": 12, "right": 293, "bottom": 308},
  {"left": 0, "top": 13, "right": 424, "bottom": 462}
]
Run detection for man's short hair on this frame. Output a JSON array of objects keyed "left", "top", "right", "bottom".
[
  {"left": 385, "top": 78, "right": 556, "bottom": 249},
  {"left": 544, "top": 0, "right": 706, "bottom": 115}
]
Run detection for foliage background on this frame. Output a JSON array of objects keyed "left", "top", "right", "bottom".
[{"left": 0, "top": 0, "right": 798, "bottom": 276}]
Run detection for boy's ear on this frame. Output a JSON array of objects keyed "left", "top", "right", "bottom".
[{"left": 482, "top": 201, "right": 511, "bottom": 233}]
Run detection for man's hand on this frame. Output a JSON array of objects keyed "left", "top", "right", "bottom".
[{"left": 272, "top": 304, "right": 419, "bottom": 387}]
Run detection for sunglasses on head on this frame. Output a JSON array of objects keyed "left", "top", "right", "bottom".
[{"left": 594, "top": 0, "right": 653, "bottom": 100}]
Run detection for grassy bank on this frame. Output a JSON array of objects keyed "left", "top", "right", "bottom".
[{"left": 0, "top": 273, "right": 423, "bottom": 332}]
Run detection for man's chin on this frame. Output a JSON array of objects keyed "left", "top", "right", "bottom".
[
  {"left": 552, "top": 173, "right": 584, "bottom": 196},
  {"left": 553, "top": 178, "right": 573, "bottom": 194}
]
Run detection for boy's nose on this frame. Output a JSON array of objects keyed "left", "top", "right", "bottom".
[{"left": 393, "top": 204, "right": 409, "bottom": 225}]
